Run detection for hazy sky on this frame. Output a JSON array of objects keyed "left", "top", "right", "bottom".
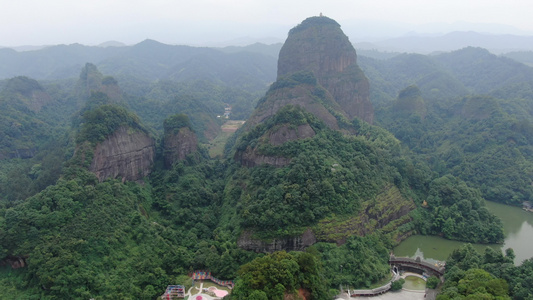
[{"left": 2, "top": 0, "right": 533, "bottom": 46}]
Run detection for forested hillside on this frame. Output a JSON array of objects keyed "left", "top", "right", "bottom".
[
  {"left": 369, "top": 49, "right": 533, "bottom": 204},
  {"left": 0, "top": 40, "right": 276, "bottom": 93},
  {"left": 0, "top": 16, "right": 532, "bottom": 300}
]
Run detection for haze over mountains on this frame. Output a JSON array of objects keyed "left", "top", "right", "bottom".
[
  {"left": 2, "top": 13, "right": 533, "bottom": 299},
  {"left": 3, "top": 13, "right": 533, "bottom": 54},
  {"left": 356, "top": 31, "right": 533, "bottom": 54}
]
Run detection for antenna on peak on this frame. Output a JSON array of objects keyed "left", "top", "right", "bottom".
[{"left": 320, "top": 12, "right": 323, "bottom": 17}]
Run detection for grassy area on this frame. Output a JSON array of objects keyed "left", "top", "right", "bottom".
[
  {"left": 207, "top": 120, "right": 245, "bottom": 158},
  {"left": 207, "top": 131, "right": 233, "bottom": 158}
]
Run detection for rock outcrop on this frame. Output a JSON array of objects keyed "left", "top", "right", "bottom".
[
  {"left": 242, "top": 16, "right": 373, "bottom": 142},
  {"left": 89, "top": 126, "right": 155, "bottom": 182},
  {"left": 235, "top": 148, "right": 292, "bottom": 168},
  {"left": 77, "top": 63, "right": 122, "bottom": 102},
  {"left": 0, "top": 255, "right": 27, "bottom": 269},
  {"left": 268, "top": 124, "right": 315, "bottom": 146},
  {"left": 163, "top": 127, "right": 198, "bottom": 168},
  {"left": 238, "top": 229, "right": 316, "bottom": 253},
  {"left": 277, "top": 16, "right": 373, "bottom": 123},
  {"left": 246, "top": 83, "right": 341, "bottom": 130},
  {"left": 162, "top": 114, "right": 199, "bottom": 168}
]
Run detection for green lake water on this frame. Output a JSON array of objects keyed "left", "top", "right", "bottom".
[
  {"left": 403, "top": 276, "right": 426, "bottom": 290},
  {"left": 393, "top": 201, "right": 533, "bottom": 265}
]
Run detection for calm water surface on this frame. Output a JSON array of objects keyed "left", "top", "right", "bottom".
[
  {"left": 403, "top": 276, "right": 426, "bottom": 290},
  {"left": 393, "top": 201, "right": 533, "bottom": 265}
]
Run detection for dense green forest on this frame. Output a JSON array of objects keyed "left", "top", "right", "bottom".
[
  {"left": 436, "top": 244, "right": 533, "bottom": 299},
  {"left": 362, "top": 48, "right": 533, "bottom": 205},
  {"left": 1, "top": 36, "right": 533, "bottom": 299}
]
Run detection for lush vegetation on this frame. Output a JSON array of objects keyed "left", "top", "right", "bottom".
[
  {"left": 230, "top": 251, "right": 329, "bottom": 300},
  {"left": 312, "top": 233, "right": 391, "bottom": 289},
  {"left": 413, "top": 175, "right": 504, "bottom": 243},
  {"left": 2, "top": 38, "right": 533, "bottom": 300},
  {"left": 76, "top": 98, "right": 147, "bottom": 145},
  {"left": 437, "top": 244, "right": 533, "bottom": 299},
  {"left": 390, "top": 278, "right": 405, "bottom": 291},
  {"left": 163, "top": 113, "right": 192, "bottom": 133},
  {"left": 378, "top": 90, "right": 533, "bottom": 205},
  {"left": 230, "top": 106, "right": 404, "bottom": 233},
  {"left": 363, "top": 47, "right": 533, "bottom": 205},
  {"left": 426, "top": 276, "right": 440, "bottom": 289},
  {"left": 229, "top": 105, "right": 504, "bottom": 243}
]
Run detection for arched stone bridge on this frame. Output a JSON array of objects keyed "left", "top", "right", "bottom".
[{"left": 389, "top": 254, "right": 445, "bottom": 277}]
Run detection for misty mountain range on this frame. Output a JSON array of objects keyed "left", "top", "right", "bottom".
[
  {"left": 4, "top": 29, "right": 533, "bottom": 54},
  {"left": 356, "top": 31, "right": 533, "bottom": 54},
  {"left": 2, "top": 30, "right": 533, "bottom": 83},
  {"left": 0, "top": 39, "right": 279, "bottom": 93}
]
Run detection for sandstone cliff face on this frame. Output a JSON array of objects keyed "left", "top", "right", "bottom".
[
  {"left": 237, "top": 229, "right": 316, "bottom": 253},
  {"left": 269, "top": 124, "right": 316, "bottom": 146},
  {"left": 277, "top": 16, "right": 373, "bottom": 123},
  {"left": 235, "top": 148, "right": 292, "bottom": 168},
  {"left": 89, "top": 126, "right": 155, "bottom": 182},
  {"left": 163, "top": 127, "right": 198, "bottom": 168}
]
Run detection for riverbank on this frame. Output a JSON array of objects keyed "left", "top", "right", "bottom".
[{"left": 393, "top": 200, "right": 533, "bottom": 266}]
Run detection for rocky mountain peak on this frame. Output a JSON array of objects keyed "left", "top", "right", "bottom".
[
  {"left": 277, "top": 16, "right": 373, "bottom": 123},
  {"left": 163, "top": 114, "right": 199, "bottom": 168},
  {"left": 3, "top": 76, "right": 52, "bottom": 112},
  {"left": 277, "top": 16, "right": 352, "bottom": 78},
  {"left": 77, "top": 63, "right": 122, "bottom": 102}
]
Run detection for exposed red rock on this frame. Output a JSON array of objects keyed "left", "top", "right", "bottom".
[
  {"left": 89, "top": 126, "right": 155, "bottom": 182},
  {"left": 163, "top": 127, "right": 198, "bottom": 168}
]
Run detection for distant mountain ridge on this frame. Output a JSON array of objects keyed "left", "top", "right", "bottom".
[
  {"left": 358, "top": 46, "right": 533, "bottom": 107},
  {"left": 0, "top": 39, "right": 277, "bottom": 93},
  {"left": 357, "top": 31, "right": 533, "bottom": 54}
]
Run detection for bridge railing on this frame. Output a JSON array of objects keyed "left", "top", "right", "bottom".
[{"left": 389, "top": 256, "right": 445, "bottom": 275}]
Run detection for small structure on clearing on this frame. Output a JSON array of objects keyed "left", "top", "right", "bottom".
[{"left": 224, "top": 105, "right": 231, "bottom": 118}]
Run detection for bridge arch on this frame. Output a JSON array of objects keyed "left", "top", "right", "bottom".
[{"left": 389, "top": 254, "right": 445, "bottom": 277}]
